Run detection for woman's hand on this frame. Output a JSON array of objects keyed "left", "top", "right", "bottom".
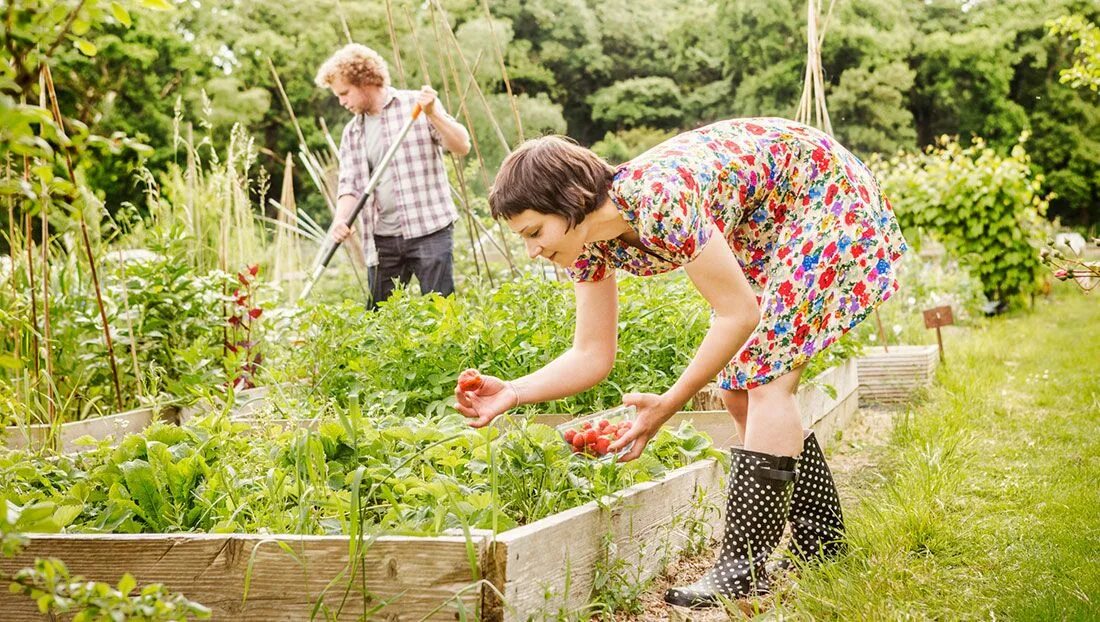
[
  {"left": 454, "top": 369, "right": 519, "bottom": 428},
  {"left": 609, "top": 392, "right": 678, "bottom": 462}
]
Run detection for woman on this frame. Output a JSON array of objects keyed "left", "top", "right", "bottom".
[{"left": 454, "top": 117, "right": 907, "bottom": 607}]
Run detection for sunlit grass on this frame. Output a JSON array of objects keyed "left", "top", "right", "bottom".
[{"left": 774, "top": 286, "right": 1100, "bottom": 620}]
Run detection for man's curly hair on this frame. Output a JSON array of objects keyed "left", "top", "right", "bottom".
[{"left": 315, "top": 44, "right": 390, "bottom": 89}]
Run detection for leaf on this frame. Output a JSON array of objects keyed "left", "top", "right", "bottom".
[
  {"left": 111, "top": 2, "right": 132, "bottom": 27},
  {"left": 74, "top": 39, "right": 97, "bottom": 57},
  {"left": 117, "top": 573, "right": 136, "bottom": 596},
  {"left": 119, "top": 459, "right": 165, "bottom": 529},
  {"left": 140, "top": 0, "right": 174, "bottom": 9}
]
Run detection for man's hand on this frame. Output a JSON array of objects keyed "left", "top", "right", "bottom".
[
  {"left": 330, "top": 222, "right": 353, "bottom": 243},
  {"left": 417, "top": 85, "right": 438, "bottom": 117}
]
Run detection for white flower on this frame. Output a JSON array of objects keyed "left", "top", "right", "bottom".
[{"left": 892, "top": 324, "right": 903, "bottom": 335}]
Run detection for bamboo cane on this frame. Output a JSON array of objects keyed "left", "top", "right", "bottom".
[
  {"left": 400, "top": 5, "right": 489, "bottom": 281},
  {"left": 429, "top": 2, "right": 519, "bottom": 276},
  {"left": 481, "top": 0, "right": 524, "bottom": 141},
  {"left": 42, "top": 63, "right": 124, "bottom": 413}
]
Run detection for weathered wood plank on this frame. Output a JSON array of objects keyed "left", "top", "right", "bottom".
[
  {"left": 489, "top": 459, "right": 725, "bottom": 622},
  {"left": 2, "top": 408, "right": 162, "bottom": 454},
  {"left": 856, "top": 345, "right": 939, "bottom": 404},
  {"left": 0, "top": 533, "right": 486, "bottom": 621}
]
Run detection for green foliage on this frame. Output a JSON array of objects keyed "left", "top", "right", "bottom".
[
  {"left": 591, "top": 127, "right": 678, "bottom": 165},
  {"left": 1049, "top": 15, "right": 1100, "bottom": 92},
  {"left": 587, "top": 77, "right": 684, "bottom": 132},
  {"left": 0, "top": 230, "right": 239, "bottom": 422},
  {"left": 0, "top": 408, "right": 724, "bottom": 537},
  {"left": 872, "top": 136, "right": 1052, "bottom": 307},
  {"left": 266, "top": 275, "right": 714, "bottom": 417},
  {"left": 830, "top": 62, "right": 916, "bottom": 155},
  {"left": 11, "top": 559, "right": 211, "bottom": 621}
]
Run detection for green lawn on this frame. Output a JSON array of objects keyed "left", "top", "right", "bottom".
[{"left": 776, "top": 287, "right": 1100, "bottom": 620}]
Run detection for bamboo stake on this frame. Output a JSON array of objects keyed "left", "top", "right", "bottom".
[
  {"left": 116, "top": 249, "right": 144, "bottom": 398},
  {"left": 43, "top": 63, "right": 123, "bottom": 413},
  {"left": 429, "top": 1, "right": 518, "bottom": 276},
  {"left": 335, "top": 0, "right": 354, "bottom": 44},
  {"left": 40, "top": 186, "right": 55, "bottom": 426},
  {"left": 399, "top": 4, "right": 486, "bottom": 280},
  {"left": 23, "top": 197, "right": 40, "bottom": 396},
  {"left": 432, "top": 0, "right": 511, "bottom": 154},
  {"left": 481, "top": 0, "right": 523, "bottom": 141},
  {"left": 383, "top": 0, "right": 407, "bottom": 88}
]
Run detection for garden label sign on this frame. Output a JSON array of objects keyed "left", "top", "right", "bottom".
[{"left": 923, "top": 305, "right": 954, "bottom": 362}]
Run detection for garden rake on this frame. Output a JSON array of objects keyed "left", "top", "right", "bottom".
[{"left": 298, "top": 103, "right": 423, "bottom": 302}]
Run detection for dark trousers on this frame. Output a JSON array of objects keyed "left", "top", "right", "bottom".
[{"left": 368, "top": 224, "right": 454, "bottom": 308}]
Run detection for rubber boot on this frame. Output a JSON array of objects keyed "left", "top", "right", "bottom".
[
  {"left": 663, "top": 447, "right": 798, "bottom": 608},
  {"left": 786, "top": 429, "right": 846, "bottom": 562}
]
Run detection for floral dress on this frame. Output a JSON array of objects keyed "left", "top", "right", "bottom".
[{"left": 567, "top": 117, "right": 908, "bottom": 390}]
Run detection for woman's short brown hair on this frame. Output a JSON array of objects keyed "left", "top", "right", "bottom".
[
  {"left": 314, "top": 44, "right": 391, "bottom": 89},
  {"left": 489, "top": 136, "right": 615, "bottom": 229}
]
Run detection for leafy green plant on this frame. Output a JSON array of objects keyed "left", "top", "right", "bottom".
[
  {"left": 871, "top": 135, "right": 1052, "bottom": 309},
  {"left": 11, "top": 559, "right": 212, "bottom": 621}
]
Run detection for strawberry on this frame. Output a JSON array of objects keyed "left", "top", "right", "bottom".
[
  {"left": 597, "top": 419, "right": 610, "bottom": 430},
  {"left": 572, "top": 434, "right": 586, "bottom": 450},
  {"left": 457, "top": 369, "right": 483, "bottom": 392},
  {"left": 564, "top": 429, "right": 577, "bottom": 443},
  {"left": 595, "top": 437, "right": 611, "bottom": 455}
]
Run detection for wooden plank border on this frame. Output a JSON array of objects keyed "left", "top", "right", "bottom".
[
  {"left": 855, "top": 345, "right": 939, "bottom": 405},
  {"left": 486, "top": 459, "right": 725, "bottom": 621},
  {"left": 0, "top": 533, "right": 488, "bottom": 621},
  {"left": 2, "top": 407, "right": 170, "bottom": 454}
]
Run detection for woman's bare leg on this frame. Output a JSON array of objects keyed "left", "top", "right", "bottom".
[
  {"left": 719, "top": 387, "right": 749, "bottom": 443},
  {"left": 743, "top": 365, "right": 806, "bottom": 457}
]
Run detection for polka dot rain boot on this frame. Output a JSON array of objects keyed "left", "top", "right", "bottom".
[
  {"left": 663, "top": 447, "right": 798, "bottom": 608},
  {"left": 787, "top": 429, "right": 846, "bottom": 562}
]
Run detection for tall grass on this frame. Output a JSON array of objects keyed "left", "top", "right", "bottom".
[{"left": 771, "top": 286, "right": 1100, "bottom": 620}]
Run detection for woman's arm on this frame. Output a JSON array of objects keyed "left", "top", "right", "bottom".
[
  {"left": 612, "top": 229, "right": 760, "bottom": 459},
  {"left": 456, "top": 274, "right": 619, "bottom": 426},
  {"left": 510, "top": 274, "right": 619, "bottom": 404},
  {"left": 664, "top": 229, "right": 760, "bottom": 409}
]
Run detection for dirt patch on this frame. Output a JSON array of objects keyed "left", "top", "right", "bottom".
[{"left": 611, "top": 405, "right": 898, "bottom": 621}]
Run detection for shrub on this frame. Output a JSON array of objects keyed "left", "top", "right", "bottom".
[{"left": 871, "top": 135, "right": 1052, "bottom": 309}]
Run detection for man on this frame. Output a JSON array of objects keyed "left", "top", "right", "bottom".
[{"left": 315, "top": 43, "right": 471, "bottom": 306}]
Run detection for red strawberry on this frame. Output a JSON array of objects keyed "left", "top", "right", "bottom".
[
  {"left": 598, "top": 419, "right": 610, "bottom": 430},
  {"left": 572, "top": 434, "right": 586, "bottom": 450},
  {"left": 585, "top": 430, "right": 599, "bottom": 446},
  {"left": 564, "top": 429, "right": 577, "bottom": 443},
  {"left": 581, "top": 421, "right": 593, "bottom": 431},
  {"left": 457, "top": 369, "right": 483, "bottom": 392},
  {"left": 595, "top": 437, "right": 611, "bottom": 455}
]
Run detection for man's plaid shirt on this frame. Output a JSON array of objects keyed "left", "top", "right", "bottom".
[{"left": 337, "top": 88, "right": 458, "bottom": 265}]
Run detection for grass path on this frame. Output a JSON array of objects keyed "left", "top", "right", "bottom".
[
  {"left": 773, "top": 288, "right": 1100, "bottom": 620},
  {"left": 632, "top": 288, "right": 1099, "bottom": 620}
]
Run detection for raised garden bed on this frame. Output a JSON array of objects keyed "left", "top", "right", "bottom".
[
  {"left": 855, "top": 344, "right": 939, "bottom": 405},
  {"left": 0, "top": 364, "right": 860, "bottom": 620},
  {"left": 1, "top": 406, "right": 175, "bottom": 454}
]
